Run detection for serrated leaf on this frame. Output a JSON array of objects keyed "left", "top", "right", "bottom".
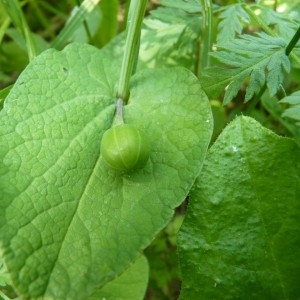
[
  {"left": 159, "top": 0, "right": 202, "bottom": 13},
  {"left": 97, "top": 5, "right": 201, "bottom": 71},
  {"left": 280, "top": 90, "right": 300, "bottom": 122},
  {"left": 140, "top": 6, "right": 201, "bottom": 70},
  {"left": 262, "top": 94, "right": 300, "bottom": 143},
  {"left": 245, "top": 67, "right": 265, "bottom": 101},
  {"left": 178, "top": 116, "right": 300, "bottom": 299},
  {"left": 0, "top": 43, "right": 213, "bottom": 299},
  {"left": 260, "top": 6, "right": 300, "bottom": 43},
  {"left": 217, "top": 4, "right": 250, "bottom": 44},
  {"left": 200, "top": 33, "right": 290, "bottom": 104}
]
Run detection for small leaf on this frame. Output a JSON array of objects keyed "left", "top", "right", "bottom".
[
  {"left": 97, "top": 0, "right": 119, "bottom": 46},
  {"left": 223, "top": 75, "right": 244, "bottom": 105},
  {"left": 260, "top": 6, "right": 299, "bottom": 42},
  {"left": 245, "top": 67, "right": 265, "bottom": 102},
  {"left": 280, "top": 90, "right": 300, "bottom": 122},
  {"left": 140, "top": 6, "right": 201, "bottom": 70},
  {"left": 201, "top": 33, "right": 290, "bottom": 104},
  {"left": 217, "top": 4, "right": 250, "bottom": 44},
  {"left": 262, "top": 94, "right": 300, "bottom": 143},
  {"left": 280, "top": 90, "right": 300, "bottom": 105},
  {"left": 178, "top": 116, "right": 300, "bottom": 299},
  {"left": 159, "top": 0, "right": 202, "bottom": 13}
]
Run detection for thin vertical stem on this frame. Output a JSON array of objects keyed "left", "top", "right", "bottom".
[
  {"left": 285, "top": 26, "right": 300, "bottom": 56},
  {"left": 1, "top": 0, "right": 37, "bottom": 60},
  {"left": 117, "top": 0, "right": 147, "bottom": 102},
  {"left": 196, "top": 0, "right": 213, "bottom": 77},
  {"left": 201, "top": 0, "right": 213, "bottom": 69},
  {"left": 115, "top": 98, "right": 124, "bottom": 125}
]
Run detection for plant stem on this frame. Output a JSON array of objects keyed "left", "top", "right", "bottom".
[
  {"left": 1, "top": 0, "right": 37, "bottom": 60},
  {"left": 76, "top": 0, "right": 92, "bottom": 41},
  {"left": 285, "top": 26, "right": 300, "bottom": 56},
  {"left": 195, "top": 0, "right": 213, "bottom": 77},
  {"left": 51, "top": 0, "right": 100, "bottom": 50},
  {"left": 242, "top": 4, "right": 274, "bottom": 37},
  {"left": 116, "top": 98, "right": 124, "bottom": 125},
  {"left": 201, "top": 0, "right": 213, "bottom": 69},
  {"left": 117, "top": 0, "right": 147, "bottom": 103}
]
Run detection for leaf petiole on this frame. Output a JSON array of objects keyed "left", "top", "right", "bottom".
[{"left": 115, "top": 98, "right": 124, "bottom": 125}]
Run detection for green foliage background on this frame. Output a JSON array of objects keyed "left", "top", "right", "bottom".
[{"left": 0, "top": 0, "right": 300, "bottom": 299}]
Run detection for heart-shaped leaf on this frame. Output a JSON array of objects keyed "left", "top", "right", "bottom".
[
  {"left": 178, "top": 116, "right": 300, "bottom": 299},
  {"left": 0, "top": 43, "right": 212, "bottom": 299}
]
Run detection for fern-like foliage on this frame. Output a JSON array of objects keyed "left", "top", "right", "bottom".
[
  {"left": 280, "top": 91, "right": 300, "bottom": 124},
  {"left": 200, "top": 32, "right": 291, "bottom": 104},
  {"left": 159, "top": 0, "right": 201, "bottom": 13},
  {"left": 259, "top": 6, "right": 300, "bottom": 43},
  {"left": 217, "top": 3, "right": 250, "bottom": 44},
  {"left": 140, "top": 5, "right": 201, "bottom": 70}
]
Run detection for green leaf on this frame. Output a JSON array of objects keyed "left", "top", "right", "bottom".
[
  {"left": 0, "top": 85, "right": 13, "bottom": 110},
  {"left": 89, "top": 255, "right": 148, "bottom": 300},
  {"left": 280, "top": 90, "right": 300, "bottom": 122},
  {"left": 159, "top": 0, "right": 202, "bottom": 13},
  {"left": 98, "top": 5, "right": 201, "bottom": 72},
  {"left": 5, "top": 28, "right": 49, "bottom": 54},
  {"left": 140, "top": 6, "right": 201, "bottom": 70},
  {"left": 217, "top": 4, "right": 250, "bottom": 44},
  {"left": 51, "top": 0, "right": 100, "bottom": 49},
  {"left": 0, "top": 43, "right": 213, "bottom": 299},
  {"left": 261, "top": 93, "right": 300, "bottom": 144},
  {"left": 178, "top": 116, "right": 300, "bottom": 299},
  {"left": 0, "top": 0, "right": 37, "bottom": 60},
  {"left": 70, "top": 4, "right": 101, "bottom": 43},
  {"left": 97, "top": 0, "right": 119, "bottom": 46},
  {"left": 200, "top": 33, "right": 291, "bottom": 104},
  {"left": 260, "top": 6, "right": 300, "bottom": 43}
]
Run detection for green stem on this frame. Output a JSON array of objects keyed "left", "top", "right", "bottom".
[
  {"left": 0, "top": 290, "right": 11, "bottom": 300},
  {"left": 242, "top": 4, "right": 274, "bottom": 36},
  {"left": 1, "top": 0, "right": 37, "bottom": 60},
  {"left": 195, "top": 0, "right": 213, "bottom": 77},
  {"left": 117, "top": 0, "right": 147, "bottom": 102},
  {"left": 76, "top": 0, "right": 92, "bottom": 41},
  {"left": 116, "top": 98, "right": 124, "bottom": 125},
  {"left": 201, "top": 0, "right": 213, "bottom": 69},
  {"left": 285, "top": 26, "right": 300, "bottom": 56},
  {"left": 51, "top": 0, "right": 100, "bottom": 50}
]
